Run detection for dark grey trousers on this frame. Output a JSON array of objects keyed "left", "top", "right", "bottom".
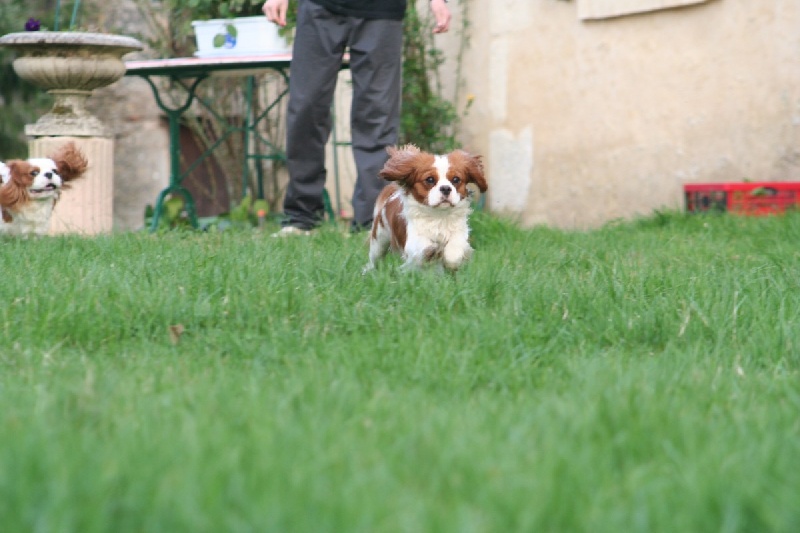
[{"left": 281, "top": 0, "right": 404, "bottom": 229}]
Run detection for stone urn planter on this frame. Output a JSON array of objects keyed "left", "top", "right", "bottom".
[{"left": 0, "top": 31, "right": 144, "bottom": 137}]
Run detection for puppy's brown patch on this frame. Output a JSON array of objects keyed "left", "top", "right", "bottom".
[
  {"left": 0, "top": 160, "right": 36, "bottom": 210},
  {"left": 371, "top": 182, "right": 407, "bottom": 251}
]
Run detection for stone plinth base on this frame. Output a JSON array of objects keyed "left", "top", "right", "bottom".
[{"left": 29, "top": 137, "right": 113, "bottom": 235}]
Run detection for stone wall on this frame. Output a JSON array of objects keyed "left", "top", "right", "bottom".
[{"left": 445, "top": 0, "right": 800, "bottom": 228}]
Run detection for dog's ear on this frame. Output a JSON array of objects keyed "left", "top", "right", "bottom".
[
  {"left": 51, "top": 142, "right": 89, "bottom": 183},
  {"left": 0, "top": 160, "right": 32, "bottom": 209},
  {"left": 458, "top": 150, "right": 488, "bottom": 193},
  {"left": 379, "top": 144, "right": 422, "bottom": 183}
]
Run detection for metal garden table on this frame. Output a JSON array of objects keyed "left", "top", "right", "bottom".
[{"left": 125, "top": 53, "right": 346, "bottom": 231}]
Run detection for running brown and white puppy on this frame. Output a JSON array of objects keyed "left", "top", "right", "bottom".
[
  {"left": 0, "top": 142, "right": 88, "bottom": 236},
  {"left": 364, "top": 144, "right": 488, "bottom": 273}
]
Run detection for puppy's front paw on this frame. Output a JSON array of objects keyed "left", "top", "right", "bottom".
[{"left": 443, "top": 243, "right": 472, "bottom": 271}]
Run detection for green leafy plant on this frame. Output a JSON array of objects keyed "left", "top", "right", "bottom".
[
  {"left": 399, "top": 1, "right": 471, "bottom": 153},
  {"left": 185, "top": 0, "right": 263, "bottom": 19},
  {"left": 145, "top": 193, "right": 270, "bottom": 231},
  {"left": 144, "top": 196, "right": 193, "bottom": 231},
  {"left": 225, "top": 194, "right": 270, "bottom": 226}
]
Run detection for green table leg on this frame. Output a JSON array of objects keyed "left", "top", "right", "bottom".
[{"left": 140, "top": 75, "right": 206, "bottom": 231}]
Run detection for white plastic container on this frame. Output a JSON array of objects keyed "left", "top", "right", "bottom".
[{"left": 192, "top": 16, "right": 290, "bottom": 58}]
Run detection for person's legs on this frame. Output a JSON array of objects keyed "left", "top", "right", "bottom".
[
  {"left": 346, "top": 17, "right": 404, "bottom": 229},
  {"left": 282, "top": 0, "right": 350, "bottom": 229}
]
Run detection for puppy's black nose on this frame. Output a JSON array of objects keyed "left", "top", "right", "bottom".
[
  {"left": 440, "top": 185, "right": 452, "bottom": 196},
  {"left": 44, "top": 172, "right": 53, "bottom": 179}
]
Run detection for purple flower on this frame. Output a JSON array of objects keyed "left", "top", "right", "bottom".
[{"left": 25, "top": 18, "right": 41, "bottom": 32}]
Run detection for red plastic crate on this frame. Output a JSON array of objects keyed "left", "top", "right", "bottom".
[{"left": 684, "top": 182, "right": 800, "bottom": 215}]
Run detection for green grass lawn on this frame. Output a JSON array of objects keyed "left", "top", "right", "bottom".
[{"left": 1, "top": 211, "right": 799, "bottom": 532}]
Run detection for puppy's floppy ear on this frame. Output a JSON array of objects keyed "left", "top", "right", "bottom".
[
  {"left": 0, "top": 160, "right": 33, "bottom": 209},
  {"left": 51, "top": 142, "right": 89, "bottom": 184},
  {"left": 379, "top": 144, "right": 421, "bottom": 183},
  {"left": 458, "top": 150, "right": 488, "bottom": 193}
]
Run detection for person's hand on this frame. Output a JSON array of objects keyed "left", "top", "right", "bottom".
[
  {"left": 430, "top": 0, "right": 451, "bottom": 33},
  {"left": 263, "top": 0, "right": 289, "bottom": 27}
]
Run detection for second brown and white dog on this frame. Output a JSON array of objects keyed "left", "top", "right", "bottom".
[
  {"left": 364, "top": 144, "right": 488, "bottom": 273},
  {"left": 0, "top": 142, "right": 88, "bottom": 237}
]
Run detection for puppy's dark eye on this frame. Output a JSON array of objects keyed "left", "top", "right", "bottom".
[
  {"left": 30, "top": 170, "right": 39, "bottom": 177},
  {"left": 425, "top": 176, "right": 436, "bottom": 185},
  {"left": 451, "top": 176, "right": 461, "bottom": 185}
]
